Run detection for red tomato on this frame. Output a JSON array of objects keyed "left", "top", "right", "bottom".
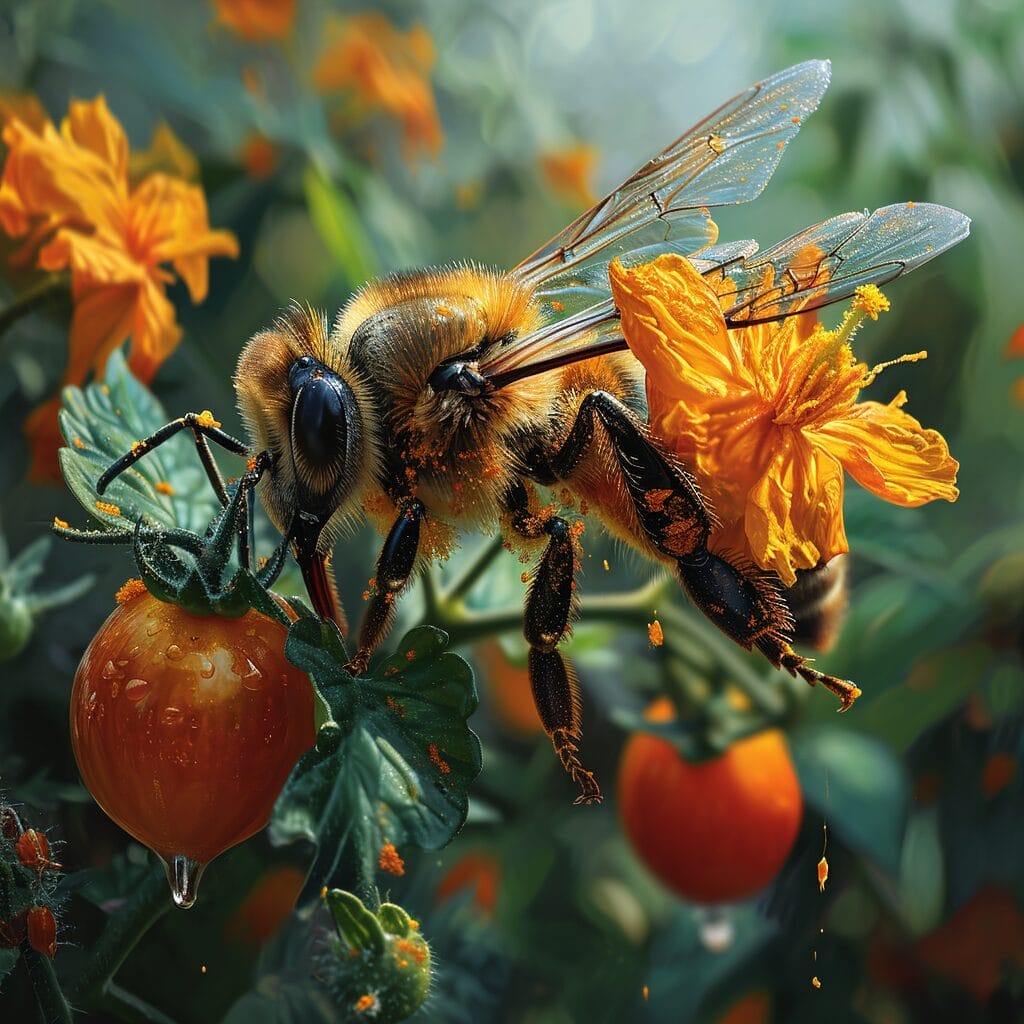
[
  {"left": 70, "top": 590, "right": 314, "bottom": 904},
  {"left": 618, "top": 699, "right": 803, "bottom": 904}
]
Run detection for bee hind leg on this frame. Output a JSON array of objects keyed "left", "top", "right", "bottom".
[
  {"left": 542, "top": 391, "right": 860, "bottom": 709},
  {"left": 505, "top": 481, "right": 601, "bottom": 805}
]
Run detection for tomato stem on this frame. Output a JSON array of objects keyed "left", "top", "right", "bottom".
[{"left": 22, "top": 941, "right": 73, "bottom": 1024}]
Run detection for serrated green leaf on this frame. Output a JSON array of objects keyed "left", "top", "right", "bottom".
[
  {"left": 272, "top": 624, "right": 481, "bottom": 904},
  {"left": 57, "top": 349, "right": 220, "bottom": 534}
]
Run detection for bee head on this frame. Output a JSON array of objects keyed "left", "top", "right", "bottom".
[{"left": 235, "top": 307, "right": 375, "bottom": 625}]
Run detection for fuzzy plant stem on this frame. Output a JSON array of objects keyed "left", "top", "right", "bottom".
[{"left": 22, "top": 943, "right": 74, "bottom": 1024}]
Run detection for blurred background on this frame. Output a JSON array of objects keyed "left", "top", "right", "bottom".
[{"left": 1, "top": 0, "right": 1023, "bottom": 1021}]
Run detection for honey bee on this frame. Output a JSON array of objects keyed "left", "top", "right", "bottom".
[{"left": 99, "top": 61, "right": 969, "bottom": 803}]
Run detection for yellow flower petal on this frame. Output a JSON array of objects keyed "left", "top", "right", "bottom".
[
  {"left": 608, "top": 253, "right": 735, "bottom": 406},
  {"left": 817, "top": 394, "right": 959, "bottom": 507},
  {"left": 743, "top": 433, "right": 847, "bottom": 585},
  {"left": 62, "top": 96, "right": 129, "bottom": 187}
]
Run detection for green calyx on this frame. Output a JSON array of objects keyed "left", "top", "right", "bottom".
[{"left": 323, "top": 890, "right": 431, "bottom": 1023}]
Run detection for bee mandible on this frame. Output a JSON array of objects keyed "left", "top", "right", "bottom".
[{"left": 99, "top": 61, "right": 969, "bottom": 803}]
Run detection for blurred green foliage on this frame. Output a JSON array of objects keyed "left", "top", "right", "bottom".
[{"left": 1, "top": 0, "right": 1023, "bottom": 1022}]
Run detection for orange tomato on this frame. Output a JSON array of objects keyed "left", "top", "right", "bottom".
[
  {"left": 618, "top": 699, "right": 803, "bottom": 903},
  {"left": 70, "top": 591, "right": 314, "bottom": 905}
]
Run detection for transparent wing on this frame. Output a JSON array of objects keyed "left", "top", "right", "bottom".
[
  {"left": 482, "top": 204, "right": 970, "bottom": 387},
  {"left": 513, "top": 59, "right": 832, "bottom": 304},
  {"left": 715, "top": 203, "right": 972, "bottom": 324}
]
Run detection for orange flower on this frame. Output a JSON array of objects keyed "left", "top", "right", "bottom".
[
  {"left": 609, "top": 254, "right": 959, "bottom": 586},
  {"left": 0, "top": 96, "right": 237, "bottom": 480},
  {"left": 312, "top": 12, "right": 442, "bottom": 164},
  {"left": 212, "top": 0, "right": 296, "bottom": 41},
  {"left": 240, "top": 134, "right": 278, "bottom": 180},
  {"left": 540, "top": 144, "right": 599, "bottom": 208}
]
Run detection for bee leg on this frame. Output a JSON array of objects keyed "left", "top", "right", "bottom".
[
  {"left": 344, "top": 498, "right": 425, "bottom": 676},
  {"left": 543, "top": 391, "right": 860, "bottom": 709},
  {"left": 506, "top": 482, "right": 602, "bottom": 805},
  {"left": 97, "top": 412, "right": 248, "bottom": 506}
]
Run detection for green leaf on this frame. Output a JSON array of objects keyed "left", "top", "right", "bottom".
[
  {"left": 791, "top": 725, "right": 910, "bottom": 875},
  {"left": 851, "top": 644, "right": 987, "bottom": 752},
  {"left": 272, "top": 623, "right": 481, "bottom": 905},
  {"left": 57, "top": 349, "right": 221, "bottom": 535},
  {"left": 303, "top": 165, "right": 378, "bottom": 288}
]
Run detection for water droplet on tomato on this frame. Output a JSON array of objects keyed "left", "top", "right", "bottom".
[
  {"left": 110, "top": 680, "right": 120, "bottom": 699},
  {"left": 102, "top": 660, "right": 122, "bottom": 681},
  {"left": 165, "top": 644, "right": 184, "bottom": 661},
  {"left": 161, "top": 706, "right": 184, "bottom": 727},
  {"left": 198, "top": 656, "right": 215, "bottom": 679},
  {"left": 146, "top": 620, "right": 162, "bottom": 637},
  {"left": 125, "top": 678, "right": 150, "bottom": 703},
  {"left": 128, "top": 645, "right": 141, "bottom": 659},
  {"left": 165, "top": 854, "right": 205, "bottom": 909},
  {"left": 697, "top": 907, "right": 734, "bottom": 952},
  {"left": 241, "top": 659, "right": 263, "bottom": 691}
]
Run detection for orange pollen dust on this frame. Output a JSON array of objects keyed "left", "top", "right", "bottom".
[
  {"left": 379, "top": 841, "right": 405, "bottom": 876},
  {"left": 53, "top": 517, "right": 69, "bottom": 530},
  {"left": 396, "top": 938, "right": 427, "bottom": 964},
  {"left": 195, "top": 410, "right": 221, "bottom": 429},
  {"left": 354, "top": 994, "right": 377, "bottom": 1014},
  {"left": 115, "top": 578, "right": 147, "bottom": 605},
  {"left": 94, "top": 500, "right": 121, "bottom": 517},
  {"left": 428, "top": 743, "right": 451, "bottom": 774},
  {"left": 72, "top": 437, "right": 86, "bottom": 449},
  {"left": 817, "top": 855, "right": 829, "bottom": 892},
  {"left": 154, "top": 480, "right": 174, "bottom": 495},
  {"left": 647, "top": 620, "right": 664, "bottom": 647}
]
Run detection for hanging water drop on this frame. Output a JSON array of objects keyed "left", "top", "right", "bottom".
[{"left": 165, "top": 854, "right": 205, "bottom": 908}]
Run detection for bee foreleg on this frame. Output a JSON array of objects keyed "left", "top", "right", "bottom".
[
  {"left": 97, "top": 412, "right": 248, "bottom": 506},
  {"left": 505, "top": 482, "right": 601, "bottom": 805},
  {"left": 345, "top": 498, "right": 425, "bottom": 676}
]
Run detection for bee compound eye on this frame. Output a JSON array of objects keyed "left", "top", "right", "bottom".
[{"left": 293, "top": 375, "right": 348, "bottom": 471}]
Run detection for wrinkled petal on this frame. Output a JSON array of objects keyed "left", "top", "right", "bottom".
[
  {"left": 61, "top": 283, "right": 139, "bottom": 386},
  {"left": 0, "top": 114, "right": 124, "bottom": 242},
  {"left": 817, "top": 392, "right": 959, "bottom": 506},
  {"left": 127, "top": 277, "right": 182, "bottom": 382},
  {"left": 129, "top": 175, "right": 238, "bottom": 300},
  {"left": 62, "top": 96, "right": 128, "bottom": 184},
  {"left": 609, "top": 253, "right": 744, "bottom": 406},
  {"left": 744, "top": 432, "right": 847, "bottom": 586},
  {"left": 129, "top": 121, "right": 199, "bottom": 186}
]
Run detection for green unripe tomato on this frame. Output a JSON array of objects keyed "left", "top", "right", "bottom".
[{"left": 0, "top": 595, "right": 33, "bottom": 661}]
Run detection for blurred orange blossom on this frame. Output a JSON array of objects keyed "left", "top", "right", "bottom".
[
  {"left": 608, "top": 254, "right": 959, "bottom": 586},
  {"left": 540, "top": 144, "right": 599, "bottom": 208},
  {"left": 212, "top": 0, "right": 296, "bottom": 41},
  {"left": 0, "top": 96, "right": 238, "bottom": 480},
  {"left": 313, "top": 12, "right": 442, "bottom": 165}
]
